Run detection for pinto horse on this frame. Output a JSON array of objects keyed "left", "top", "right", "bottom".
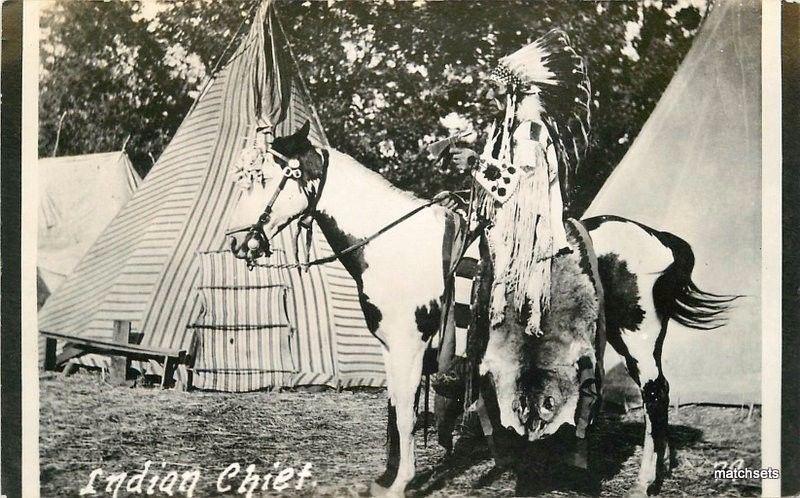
[
  {"left": 227, "top": 122, "right": 463, "bottom": 495},
  {"left": 584, "top": 215, "right": 737, "bottom": 494},
  {"left": 227, "top": 123, "right": 736, "bottom": 495}
]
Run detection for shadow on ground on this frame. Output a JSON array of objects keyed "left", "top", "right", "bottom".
[{"left": 410, "top": 415, "right": 703, "bottom": 497}]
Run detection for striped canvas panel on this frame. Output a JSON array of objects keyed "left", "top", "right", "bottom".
[
  {"left": 192, "top": 251, "right": 295, "bottom": 391},
  {"left": 313, "top": 231, "right": 386, "bottom": 386},
  {"left": 191, "top": 248, "right": 339, "bottom": 391},
  {"left": 195, "top": 253, "right": 290, "bottom": 327},
  {"left": 192, "top": 327, "right": 295, "bottom": 392}
]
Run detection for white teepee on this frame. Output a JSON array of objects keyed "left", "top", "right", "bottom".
[
  {"left": 38, "top": 151, "right": 141, "bottom": 301},
  {"left": 586, "top": 0, "right": 761, "bottom": 405}
]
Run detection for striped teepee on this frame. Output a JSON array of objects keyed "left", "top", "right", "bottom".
[{"left": 38, "top": 0, "right": 385, "bottom": 390}]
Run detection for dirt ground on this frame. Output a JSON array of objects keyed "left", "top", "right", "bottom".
[{"left": 39, "top": 372, "right": 760, "bottom": 497}]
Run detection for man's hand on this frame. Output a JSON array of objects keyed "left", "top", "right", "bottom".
[
  {"left": 433, "top": 191, "right": 464, "bottom": 212},
  {"left": 451, "top": 147, "right": 479, "bottom": 172}
]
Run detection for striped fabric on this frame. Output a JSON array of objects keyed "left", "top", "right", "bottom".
[
  {"left": 452, "top": 240, "right": 481, "bottom": 357},
  {"left": 38, "top": 1, "right": 385, "bottom": 390},
  {"left": 311, "top": 233, "right": 387, "bottom": 388},
  {"left": 192, "top": 251, "right": 296, "bottom": 391}
]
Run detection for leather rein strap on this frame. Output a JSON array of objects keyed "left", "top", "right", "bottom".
[
  {"left": 290, "top": 196, "right": 450, "bottom": 269},
  {"left": 225, "top": 148, "right": 327, "bottom": 259}
]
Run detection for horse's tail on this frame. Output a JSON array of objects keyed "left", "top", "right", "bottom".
[{"left": 651, "top": 230, "right": 741, "bottom": 330}]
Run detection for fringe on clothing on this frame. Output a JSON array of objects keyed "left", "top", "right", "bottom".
[{"left": 479, "top": 143, "right": 568, "bottom": 336}]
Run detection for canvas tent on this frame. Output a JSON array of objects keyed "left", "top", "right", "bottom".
[
  {"left": 586, "top": 0, "right": 761, "bottom": 406},
  {"left": 38, "top": 1, "right": 385, "bottom": 390},
  {"left": 38, "top": 151, "right": 141, "bottom": 304}
]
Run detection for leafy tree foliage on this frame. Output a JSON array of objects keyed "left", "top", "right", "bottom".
[{"left": 39, "top": 0, "right": 706, "bottom": 214}]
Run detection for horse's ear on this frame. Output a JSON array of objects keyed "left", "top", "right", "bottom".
[{"left": 297, "top": 121, "right": 311, "bottom": 139}]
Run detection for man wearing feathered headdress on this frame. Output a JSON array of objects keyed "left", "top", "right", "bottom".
[
  {"left": 432, "top": 29, "right": 593, "bottom": 456},
  {"left": 472, "top": 28, "right": 591, "bottom": 336}
]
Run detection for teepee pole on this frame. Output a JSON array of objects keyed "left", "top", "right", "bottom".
[
  {"left": 185, "top": 0, "right": 261, "bottom": 119},
  {"left": 52, "top": 110, "right": 68, "bottom": 157},
  {"left": 274, "top": 6, "right": 331, "bottom": 147}
]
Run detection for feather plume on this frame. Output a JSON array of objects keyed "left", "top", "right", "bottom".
[{"left": 494, "top": 29, "right": 592, "bottom": 207}]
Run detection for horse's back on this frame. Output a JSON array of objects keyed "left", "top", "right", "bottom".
[{"left": 581, "top": 215, "right": 674, "bottom": 276}]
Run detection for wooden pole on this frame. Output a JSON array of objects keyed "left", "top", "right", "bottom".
[
  {"left": 44, "top": 337, "right": 57, "bottom": 371},
  {"left": 109, "top": 320, "right": 131, "bottom": 386},
  {"left": 52, "top": 110, "right": 68, "bottom": 157}
]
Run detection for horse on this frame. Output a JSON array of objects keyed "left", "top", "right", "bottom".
[
  {"left": 226, "top": 123, "right": 736, "bottom": 496},
  {"left": 227, "top": 122, "right": 464, "bottom": 496}
]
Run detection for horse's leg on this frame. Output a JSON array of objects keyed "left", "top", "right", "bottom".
[
  {"left": 371, "top": 327, "right": 427, "bottom": 496},
  {"left": 642, "top": 373, "right": 670, "bottom": 493},
  {"left": 374, "top": 396, "right": 401, "bottom": 489},
  {"left": 640, "top": 319, "right": 671, "bottom": 495},
  {"left": 616, "top": 299, "right": 669, "bottom": 495}
]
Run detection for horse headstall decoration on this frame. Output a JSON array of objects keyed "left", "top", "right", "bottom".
[{"left": 226, "top": 128, "right": 320, "bottom": 269}]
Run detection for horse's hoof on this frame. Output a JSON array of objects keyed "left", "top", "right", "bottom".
[
  {"left": 646, "top": 480, "right": 663, "bottom": 496},
  {"left": 631, "top": 480, "right": 662, "bottom": 496},
  {"left": 370, "top": 481, "right": 400, "bottom": 497}
]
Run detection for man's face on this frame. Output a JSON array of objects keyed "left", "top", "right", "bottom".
[
  {"left": 486, "top": 84, "right": 509, "bottom": 111},
  {"left": 486, "top": 83, "right": 542, "bottom": 121}
]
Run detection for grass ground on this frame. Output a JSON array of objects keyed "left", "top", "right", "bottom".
[{"left": 40, "top": 372, "right": 760, "bottom": 497}]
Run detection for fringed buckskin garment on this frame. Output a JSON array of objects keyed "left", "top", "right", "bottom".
[
  {"left": 477, "top": 116, "right": 570, "bottom": 338},
  {"left": 432, "top": 28, "right": 594, "bottom": 454}
]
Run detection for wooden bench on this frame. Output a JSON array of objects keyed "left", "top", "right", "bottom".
[{"left": 41, "top": 322, "right": 187, "bottom": 389}]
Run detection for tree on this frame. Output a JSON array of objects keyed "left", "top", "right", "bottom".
[{"left": 39, "top": 0, "right": 706, "bottom": 214}]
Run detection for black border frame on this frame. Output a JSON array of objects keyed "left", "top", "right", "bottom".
[
  {"left": 781, "top": 2, "right": 799, "bottom": 495},
  {"left": 1, "top": 1, "right": 24, "bottom": 497}
]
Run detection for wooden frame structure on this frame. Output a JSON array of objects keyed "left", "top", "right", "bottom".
[{"left": 41, "top": 320, "right": 187, "bottom": 389}]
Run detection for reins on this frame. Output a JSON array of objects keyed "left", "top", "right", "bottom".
[{"left": 247, "top": 193, "right": 463, "bottom": 271}]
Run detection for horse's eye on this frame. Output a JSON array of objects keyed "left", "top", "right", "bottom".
[{"left": 543, "top": 396, "right": 554, "bottom": 411}]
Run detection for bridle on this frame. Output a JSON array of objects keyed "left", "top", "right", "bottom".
[{"left": 225, "top": 146, "right": 329, "bottom": 268}]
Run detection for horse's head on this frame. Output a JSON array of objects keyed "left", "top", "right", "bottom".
[{"left": 226, "top": 121, "right": 327, "bottom": 265}]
